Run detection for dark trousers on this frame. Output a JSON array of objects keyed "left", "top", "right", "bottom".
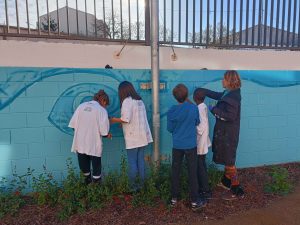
[
  {"left": 171, "top": 147, "right": 199, "bottom": 202},
  {"left": 197, "top": 154, "right": 210, "bottom": 193},
  {"left": 77, "top": 153, "right": 102, "bottom": 178}
]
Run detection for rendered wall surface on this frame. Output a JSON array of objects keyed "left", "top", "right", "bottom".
[{"left": 1, "top": 67, "right": 300, "bottom": 183}]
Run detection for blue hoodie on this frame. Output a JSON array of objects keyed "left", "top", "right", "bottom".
[{"left": 167, "top": 101, "right": 200, "bottom": 149}]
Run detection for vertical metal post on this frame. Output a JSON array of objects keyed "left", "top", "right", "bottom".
[
  {"left": 258, "top": 0, "right": 262, "bottom": 46},
  {"left": 252, "top": 0, "right": 256, "bottom": 46},
  {"left": 281, "top": 0, "right": 286, "bottom": 47},
  {"left": 26, "top": 0, "right": 30, "bottom": 34},
  {"left": 192, "top": 0, "right": 195, "bottom": 44},
  {"left": 128, "top": 0, "right": 131, "bottom": 39},
  {"left": 5, "top": 0, "right": 9, "bottom": 33},
  {"left": 15, "top": 0, "right": 20, "bottom": 34},
  {"left": 120, "top": 0, "right": 124, "bottom": 40},
  {"left": 206, "top": 0, "right": 210, "bottom": 46},
  {"left": 57, "top": 0, "right": 60, "bottom": 35},
  {"left": 292, "top": 0, "right": 297, "bottom": 47},
  {"left": 227, "top": 0, "right": 230, "bottom": 45},
  {"left": 263, "top": 0, "right": 268, "bottom": 46},
  {"left": 200, "top": 0, "right": 203, "bottom": 44},
  {"left": 94, "top": 0, "right": 97, "bottom": 37},
  {"left": 179, "top": 0, "right": 181, "bottom": 43},
  {"left": 76, "top": 0, "right": 79, "bottom": 35},
  {"left": 151, "top": 0, "right": 160, "bottom": 165},
  {"left": 66, "top": 0, "right": 70, "bottom": 36},
  {"left": 137, "top": 0, "right": 139, "bottom": 40},
  {"left": 220, "top": 0, "right": 223, "bottom": 44},
  {"left": 185, "top": 0, "right": 188, "bottom": 42},
  {"left": 163, "top": 0, "right": 166, "bottom": 42},
  {"left": 85, "top": 0, "right": 88, "bottom": 36},
  {"left": 112, "top": 0, "right": 115, "bottom": 39},
  {"left": 286, "top": 0, "right": 291, "bottom": 47},
  {"left": 171, "top": 0, "right": 174, "bottom": 42},
  {"left": 46, "top": 0, "right": 50, "bottom": 35},
  {"left": 36, "top": 0, "right": 40, "bottom": 35},
  {"left": 145, "top": 0, "right": 150, "bottom": 45},
  {"left": 269, "top": 0, "right": 274, "bottom": 47},
  {"left": 239, "top": 0, "right": 243, "bottom": 45},
  {"left": 275, "top": 0, "right": 280, "bottom": 47},
  {"left": 233, "top": 0, "right": 236, "bottom": 45},
  {"left": 245, "top": 0, "right": 249, "bottom": 45},
  {"left": 213, "top": 0, "right": 216, "bottom": 44}
]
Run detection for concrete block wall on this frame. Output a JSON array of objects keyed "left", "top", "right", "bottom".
[{"left": 1, "top": 67, "right": 300, "bottom": 185}]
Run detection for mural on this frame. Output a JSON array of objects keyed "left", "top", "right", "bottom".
[{"left": 1, "top": 68, "right": 300, "bottom": 137}]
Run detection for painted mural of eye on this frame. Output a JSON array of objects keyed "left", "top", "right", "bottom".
[{"left": 48, "top": 83, "right": 123, "bottom": 137}]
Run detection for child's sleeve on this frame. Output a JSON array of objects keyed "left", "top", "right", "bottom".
[
  {"left": 99, "top": 109, "right": 109, "bottom": 136},
  {"left": 68, "top": 107, "right": 80, "bottom": 129},
  {"left": 211, "top": 99, "right": 238, "bottom": 122},
  {"left": 120, "top": 98, "right": 133, "bottom": 123},
  {"left": 197, "top": 105, "right": 208, "bottom": 135},
  {"left": 201, "top": 88, "right": 223, "bottom": 100},
  {"left": 167, "top": 110, "right": 175, "bottom": 133}
]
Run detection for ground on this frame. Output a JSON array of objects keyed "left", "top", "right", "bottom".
[{"left": 1, "top": 163, "right": 300, "bottom": 225}]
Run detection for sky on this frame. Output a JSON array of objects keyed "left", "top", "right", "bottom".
[{"left": 0, "top": 0, "right": 299, "bottom": 41}]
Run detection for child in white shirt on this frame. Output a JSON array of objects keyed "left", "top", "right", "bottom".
[
  {"left": 69, "top": 90, "right": 111, "bottom": 185},
  {"left": 193, "top": 88, "right": 212, "bottom": 200},
  {"left": 110, "top": 81, "right": 153, "bottom": 191}
]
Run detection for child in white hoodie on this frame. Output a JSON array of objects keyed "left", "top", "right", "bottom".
[{"left": 193, "top": 88, "right": 212, "bottom": 200}]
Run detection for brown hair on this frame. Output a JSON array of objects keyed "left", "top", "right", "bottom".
[
  {"left": 118, "top": 81, "right": 141, "bottom": 106},
  {"left": 193, "top": 88, "right": 206, "bottom": 105},
  {"left": 224, "top": 70, "right": 242, "bottom": 90},
  {"left": 172, "top": 83, "right": 188, "bottom": 103},
  {"left": 93, "top": 89, "right": 110, "bottom": 106}
]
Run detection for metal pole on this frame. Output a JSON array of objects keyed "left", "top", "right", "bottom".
[{"left": 151, "top": 0, "right": 160, "bottom": 165}]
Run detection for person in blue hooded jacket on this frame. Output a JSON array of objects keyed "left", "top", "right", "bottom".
[{"left": 167, "top": 84, "right": 207, "bottom": 211}]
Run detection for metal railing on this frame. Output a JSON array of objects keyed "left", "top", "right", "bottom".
[
  {"left": 0, "top": 0, "right": 149, "bottom": 43},
  {"left": 159, "top": 0, "right": 300, "bottom": 49},
  {"left": 0, "top": 0, "right": 300, "bottom": 50}
]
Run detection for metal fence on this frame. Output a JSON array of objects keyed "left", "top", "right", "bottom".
[{"left": 0, "top": 0, "right": 300, "bottom": 50}]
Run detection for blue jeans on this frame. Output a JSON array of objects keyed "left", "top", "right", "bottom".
[{"left": 127, "top": 146, "right": 145, "bottom": 190}]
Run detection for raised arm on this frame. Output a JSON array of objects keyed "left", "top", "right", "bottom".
[{"left": 199, "top": 88, "right": 223, "bottom": 100}]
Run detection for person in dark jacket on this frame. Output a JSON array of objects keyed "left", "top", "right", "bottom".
[
  {"left": 167, "top": 84, "right": 207, "bottom": 211},
  {"left": 200, "top": 70, "right": 244, "bottom": 200}
]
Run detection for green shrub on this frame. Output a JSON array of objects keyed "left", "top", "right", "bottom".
[{"left": 264, "top": 166, "right": 293, "bottom": 195}]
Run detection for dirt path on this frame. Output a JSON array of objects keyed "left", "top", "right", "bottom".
[{"left": 196, "top": 185, "right": 300, "bottom": 225}]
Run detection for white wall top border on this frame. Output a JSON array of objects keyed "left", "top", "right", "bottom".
[{"left": 1, "top": 40, "right": 300, "bottom": 70}]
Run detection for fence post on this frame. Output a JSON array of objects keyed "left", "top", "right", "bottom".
[{"left": 145, "top": 0, "right": 151, "bottom": 46}]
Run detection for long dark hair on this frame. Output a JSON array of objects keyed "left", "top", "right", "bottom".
[{"left": 118, "top": 81, "right": 141, "bottom": 106}]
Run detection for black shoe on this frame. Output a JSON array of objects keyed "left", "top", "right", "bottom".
[
  {"left": 191, "top": 199, "right": 207, "bottom": 211},
  {"left": 92, "top": 177, "right": 102, "bottom": 185},
  {"left": 84, "top": 175, "right": 92, "bottom": 185},
  {"left": 231, "top": 185, "right": 245, "bottom": 198},
  {"left": 199, "top": 191, "right": 213, "bottom": 200},
  {"left": 217, "top": 175, "right": 231, "bottom": 190}
]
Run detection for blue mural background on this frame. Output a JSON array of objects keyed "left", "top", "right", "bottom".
[{"left": 1, "top": 67, "right": 300, "bottom": 186}]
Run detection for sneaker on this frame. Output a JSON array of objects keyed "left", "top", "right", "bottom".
[
  {"left": 92, "top": 177, "right": 102, "bottom": 185},
  {"left": 191, "top": 199, "right": 207, "bottom": 211},
  {"left": 217, "top": 175, "right": 231, "bottom": 190},
  {"left": 199, "top": 191, "right": 213, "bottom": 200},
  {"left": 84, "top": 175, "right": 92, "bottom": 185},
  {"left": 231, "top": 185, "right": 245, "bottom": 198},
  {"left": 170, "top": 198, "right": 177, "bottom": 207},
  {"left": 221, "top": 190, "right": 237, "bottom": 201}
]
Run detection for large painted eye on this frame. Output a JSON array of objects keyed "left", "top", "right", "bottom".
[{"left": 48, "top": 83, "right": 123, "bottom": 136}]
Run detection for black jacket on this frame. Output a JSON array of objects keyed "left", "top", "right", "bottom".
[{"left": 203, "top": 88, "right": 241, "bottom": 166}]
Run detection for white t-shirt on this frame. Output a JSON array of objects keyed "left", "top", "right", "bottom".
[
  {"left": 196, "top": 103, "right": 212, "bottom": 155},
  {"left": 68, "top": 100, "right": 109, "bottom": 157},
  {"left": 121, "top": 97, "right": 153, "bottom": 149}
]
